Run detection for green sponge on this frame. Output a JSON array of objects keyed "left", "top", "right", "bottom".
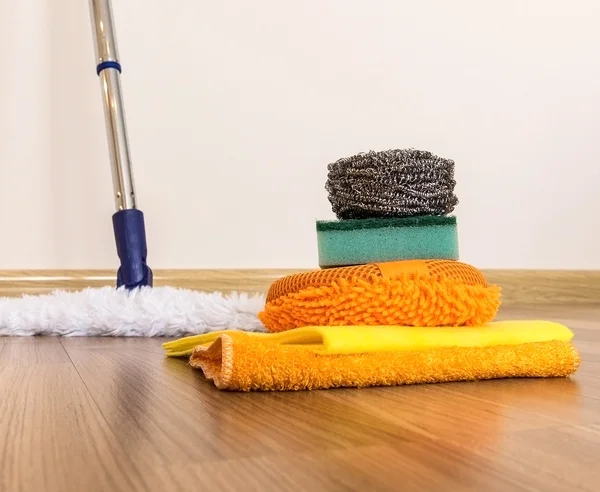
[{"left": 316, "top": 216, "right": 459, "bottom": 268}]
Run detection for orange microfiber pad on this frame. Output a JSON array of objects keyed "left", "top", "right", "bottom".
[
  {"left": 259, "top": 259, "right": 501, "bottom": 332},
  {"left": 187, "top": 333, "right": 580, "bottom": 392}
]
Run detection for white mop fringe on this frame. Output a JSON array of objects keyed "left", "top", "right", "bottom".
[{"left": 0, "top": 286, "right": 267, "bottom": 337}]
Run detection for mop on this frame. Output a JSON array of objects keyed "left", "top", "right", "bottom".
[{"left": 0, "top": 0, "right": 265, "bottom": 337}]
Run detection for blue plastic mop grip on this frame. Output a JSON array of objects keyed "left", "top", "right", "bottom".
[{"left": 112, "top": 209, "right": 153, "bottom": 289}]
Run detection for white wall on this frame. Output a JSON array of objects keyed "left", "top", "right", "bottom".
[{"left": 1, "top": 0, "right": 599, "bottom": 270}]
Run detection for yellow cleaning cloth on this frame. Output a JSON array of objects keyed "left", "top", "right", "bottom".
[
  {"left": 163, "top": 320, "right": 580, "bottom": 391},
  {"left": 162, "top": 320, "right": 573, "bottom": 357}
]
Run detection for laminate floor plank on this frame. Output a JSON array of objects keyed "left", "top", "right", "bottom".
[{"left": 0, "top": 340, "right": 153, "bottom": 492}]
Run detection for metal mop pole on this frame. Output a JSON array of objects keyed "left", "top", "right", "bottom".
[{"left": 88, "top": 0, "right": 152, "bottom": 288}]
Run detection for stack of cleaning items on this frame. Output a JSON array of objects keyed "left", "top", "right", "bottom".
[{"left": 164, "top": 149, "right": 581, "bottom": 391}]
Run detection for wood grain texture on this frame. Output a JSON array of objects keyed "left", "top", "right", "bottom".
[
  {"left": 1, "top": 304, "right": 599, "bottom": 491},
  {"left": 0, "top": 268, "right": 598, "bottom": 305}
]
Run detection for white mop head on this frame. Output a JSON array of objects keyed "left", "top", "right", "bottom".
[{"left": 0, "top": 286, "right": 267, "bottom": 337}]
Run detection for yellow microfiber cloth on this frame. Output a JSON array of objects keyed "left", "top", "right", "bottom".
[{"left": 163, "top": 320, "right": 581, "bottom": 392}]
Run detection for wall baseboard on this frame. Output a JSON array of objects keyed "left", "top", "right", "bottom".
[{"left": 0, "top": 269, "right": 598, "bottom": 305}]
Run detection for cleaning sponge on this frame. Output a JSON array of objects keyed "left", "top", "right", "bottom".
[
  {"left": 259, "top": 259, "right": 501, "bottom": 332},
  {"left": 316, "top": 215, "right": 459, "bottom": 268}
]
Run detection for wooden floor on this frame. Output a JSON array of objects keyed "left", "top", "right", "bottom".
[{"left": 1, "top": 304, "right": 599, "bottom": 492}]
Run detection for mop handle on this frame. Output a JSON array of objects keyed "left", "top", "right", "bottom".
[
  {"left": 88, "top": 0, "right": 153, "bottom": 289},
  {"left": 89, "top": 0, "right": 137, "bottom": 212}
]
